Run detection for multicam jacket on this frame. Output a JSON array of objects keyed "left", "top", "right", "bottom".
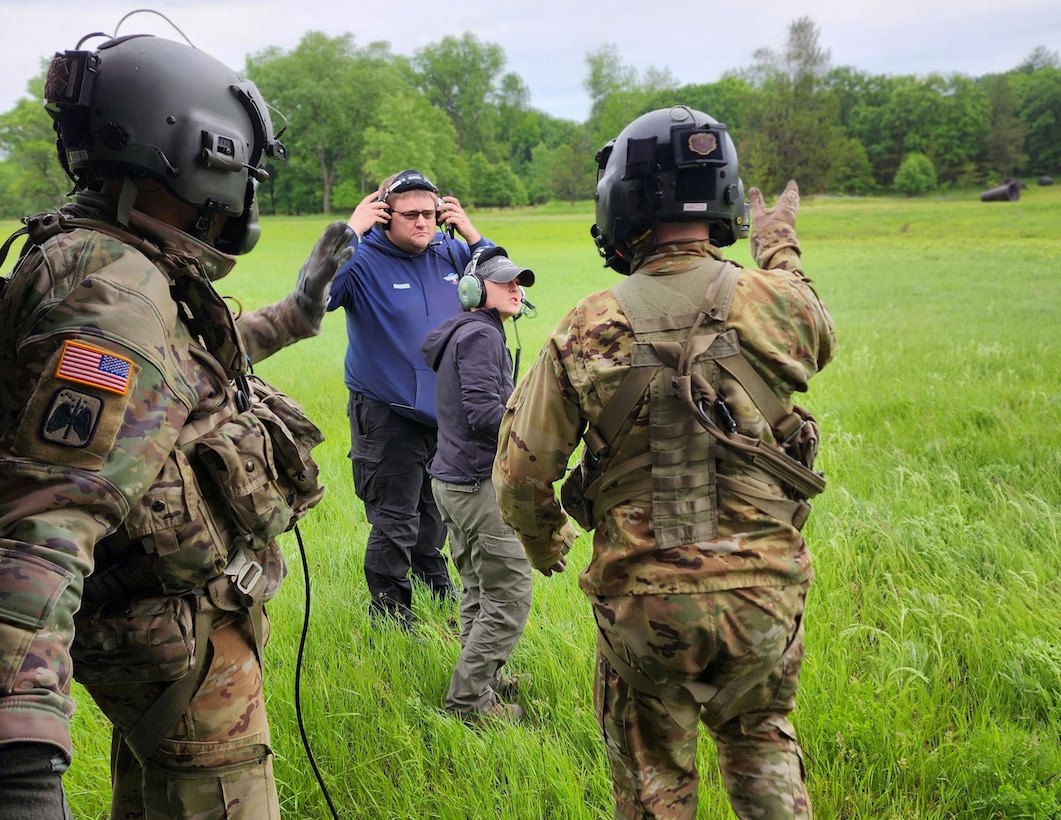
[
  {"left": 0, "top": 194, "right": 330, "bottom": 756},
  {"left": 493, "top": 223, "right": 835, "bottom": 598}
]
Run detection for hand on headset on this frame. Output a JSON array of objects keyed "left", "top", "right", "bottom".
[
  {"left": 347, "top": 191, "right": 391, "bottom": 239},
  {"left": 437, "top": 195, "right": 481, "bottom": 244}
]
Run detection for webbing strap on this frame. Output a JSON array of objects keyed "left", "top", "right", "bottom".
[
  {"left": 597, "top": 629, "right": 719, "bottom": 705},
  {"left": 715, "top": 474, "right": 810, "bottom": 530},
  {"left": 716, "top": 353, "right": 804, "bottom": 443},
  {"left": 583, "top": 365, "right": 656, "bottom": 459},
  {"left": 124, "top": 596, "right": 213, "bottom": 765},
  {"left": 123, "top": 595, "right": 266, "bottom": 766}
]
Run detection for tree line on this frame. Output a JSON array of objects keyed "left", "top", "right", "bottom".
[{"left": 1, "top": 17, "right": 1058, "bottom": 219}]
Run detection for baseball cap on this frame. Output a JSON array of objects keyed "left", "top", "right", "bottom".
[{"left": 472, "top": 246, "right": 535, "bottom": 286}]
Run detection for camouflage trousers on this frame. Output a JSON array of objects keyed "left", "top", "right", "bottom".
[
  {"left": 591, "top": 583, "right": 812, "bottom": 820},
  {"left": 82, "top": 614, "right": 279, "bottom": 820}
]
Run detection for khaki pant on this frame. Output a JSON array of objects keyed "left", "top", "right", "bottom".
[
  {"left": 432, "top": 477, "right": 532, "bottom": 713},
  {"left": 592, "top": 584, "right": 812, "bottom": 820}
]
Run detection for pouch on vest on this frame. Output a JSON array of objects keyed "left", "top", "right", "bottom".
[
  {"left": 71, "top": 594, "right": 196, "bottom": 684},
  {"left": 194, "top": 376, "right": 324, "bottom": 546},
  {"left": 560, "top": 457, "right": 599, "bottom": 531}
]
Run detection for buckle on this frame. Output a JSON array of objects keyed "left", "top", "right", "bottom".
[
  {"left": 225, "top": 548, "right": 264, "bottom": 596},
  {"left": 780, "top": 417, "right": 806, "bottom": 446}
]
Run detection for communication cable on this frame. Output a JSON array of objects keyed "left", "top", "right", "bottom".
[{"left": 292, "top": 524, "right": 341, "bottom": 820}]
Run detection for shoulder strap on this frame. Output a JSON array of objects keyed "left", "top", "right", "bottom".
[{"left": 582, "top": 365, "right": 654, "bottom": 459}]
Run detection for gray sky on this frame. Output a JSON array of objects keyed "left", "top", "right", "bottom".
[{"left": 3, "top": 0, "right": 1059, "bottom": 122}]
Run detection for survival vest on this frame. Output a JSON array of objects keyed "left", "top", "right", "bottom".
[{"left": 560, "top": 256, "right": 824, "bottom": 546}]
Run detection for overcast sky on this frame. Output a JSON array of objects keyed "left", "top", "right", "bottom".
[{"left": 2, "top": 0, "right": 1059, "bottom": 123}]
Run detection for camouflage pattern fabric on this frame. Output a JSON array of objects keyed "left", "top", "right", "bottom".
[
  {"left": 0, "top": 196, "right": 329, "bottom": 816},
  {"left": 493, "top": 225, "right": 834, "bottom": 597},
  {"left": 593, "top": 584, "right": 811, "bottom": 819},
  {"left": 493, "top": 223, "right": 833, "bottom": 818},
  {"left": 86, "top": 617, "right": 278, "bottom": 819}
]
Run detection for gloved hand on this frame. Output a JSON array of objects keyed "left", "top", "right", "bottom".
[
  {"left": 748, "top": 179, "right": 800, "bottom": 266},
  {"left": 294, "top": 221, "right": 356, "bottom": 332}
]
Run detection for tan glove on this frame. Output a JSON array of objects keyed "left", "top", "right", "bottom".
[
  {"left": 294, "top": 221, "right": 356, "bottom": 332},
  {"left": 748, "top": 179, "right": 801, "bottom": 267}
]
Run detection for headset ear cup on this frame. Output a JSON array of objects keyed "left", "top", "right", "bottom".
[{"left": 457, "top": 273, "right": 485, "bottom": 309}]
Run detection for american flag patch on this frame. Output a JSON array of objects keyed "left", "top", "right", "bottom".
[{"left": 55, "top": 341, "right": 133, "bottom": 395}]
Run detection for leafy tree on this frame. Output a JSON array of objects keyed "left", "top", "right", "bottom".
[
  {"left": 359, "top": 91, "right": 467, "bottom": 202},
  {"left": 0, "top": 72, "right": 71, "bottom": 216},
  {"left": 496, "top": 72, "right": 542, "bottom": 172},
  {"left": 1012, "top": 66, "right": 1061, "bottom": 174},
  {"left": 982, "top": 74, "right": 1028, "bottom": 179},
  {"left": 583, "top": 43, "right": 638, "bottom": 126},
  {"left": 530, "top": 137, "right": 596, "bottom": 205},
  {"left": 893, "top": 152, "right": 937, "bottom": 196},
  {"left": 739, "top": 17, "right": 847, "bottom": 194},
  {"left": 468, "top": 153, "right": 526, "bottom": 207},
  {"left": 409, "top": 33, "right": 505, "bottom": 158},
  {"left": 246, "top": 33, "right": 393, "bottom": 213},
  {"left": 831, "top": 137, "right": 877, "bottom": 195},
  {"left": 1016, "top": 46, "right": 1060, "bottom": 73},
  {"left": 866, "top": 74, "right": 990, "bottom": 188}
]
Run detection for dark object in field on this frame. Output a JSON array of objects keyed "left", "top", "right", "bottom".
[
  {"left": 1038, "top": 175, "right": 1054, "bottom": 186},
  {"left": 980, "top": 181, "right": 1021, "bottom": 202}
]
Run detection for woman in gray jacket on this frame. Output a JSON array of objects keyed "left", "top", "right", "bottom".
[{"left": 420, "top": 247, "right": 536, "bottom": 723}]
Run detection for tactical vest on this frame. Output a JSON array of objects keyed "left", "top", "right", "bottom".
[
  {"left": 2, "top": 210, "right": 327, "bottom": 762},
  {"left": 561, "top": 255, "right": 824, "bottom": 547}
]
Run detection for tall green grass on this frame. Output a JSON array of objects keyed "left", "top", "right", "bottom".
[{"left": 4, "top": 185, "right": 1060, "bottom": 818}]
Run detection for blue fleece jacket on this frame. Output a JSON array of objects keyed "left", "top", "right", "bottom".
[{"left": 327, "top": 227, "right": 493, "bottom": 425}]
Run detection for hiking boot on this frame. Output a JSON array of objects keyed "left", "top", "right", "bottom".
[
  {"left": 478, "top": 703, "right": 524, "bottom": 723},
  {"left": 495, "top": 673, "right": 531, "bottom": 701},
  {"left": 454, "top": 702, "right": 524, "bottom": 725}
]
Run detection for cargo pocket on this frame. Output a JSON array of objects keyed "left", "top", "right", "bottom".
[
  {"left": 0, "top": 550, "right": 74, "bottom": 695},
  {"left": 71, "top": 594, "right": 196, "bottom": 684}
]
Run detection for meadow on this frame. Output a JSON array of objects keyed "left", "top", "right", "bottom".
[{"left": 4, "top": 184, "right": 1060, "bottom": 818}]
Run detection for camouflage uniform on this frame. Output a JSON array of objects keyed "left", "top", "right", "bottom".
[
  {"left": 0, "top": 194, "right": 341, "bottom": 818},
  {"left": 494, "top": 221, "right": 834, "bottom": 819}
]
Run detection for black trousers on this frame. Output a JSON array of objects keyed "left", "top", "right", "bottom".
[{"left": 347, "top": 392, "right": 454, "bottom": 623}]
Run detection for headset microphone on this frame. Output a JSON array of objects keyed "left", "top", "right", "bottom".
[{"left": 514, "top": 287, "right": 536, "bottom": 320}]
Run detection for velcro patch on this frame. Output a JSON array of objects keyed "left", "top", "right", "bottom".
[
  {"left": 55, "top": 340, "right": 133, "bottom": 395},
  {"left": 14, "top": 343, "right": 138, "bottom": 471},
  {"left": 41, "top": 388, "right": 102, "bottom": 448}
]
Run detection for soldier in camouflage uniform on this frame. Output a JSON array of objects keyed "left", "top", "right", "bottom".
[
  {"left": 0, "top": 30, "right": 356, "bottom": 819},
  {"left": 494, "top": 106, "right": 835, "bottom": 819}
]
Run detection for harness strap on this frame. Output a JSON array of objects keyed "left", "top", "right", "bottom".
[
  {"left": 124, "top": 594, "right": 214, "bottom": 766},
  {"left": 122, "top": 593, "right": 266, "bottom": 766},
  {"left": 583, "top": 364, "right": 655, "bottom": 460},
  {"left": 716, "top": 353, "right": 804, "bottom": 443},
  {"left": 715, "top": 474, "right": 811, "bottom": 530}
]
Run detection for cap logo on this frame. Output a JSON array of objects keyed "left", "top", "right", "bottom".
[{"left": 688, "top": 132, "right": 718, "bottom": 156}]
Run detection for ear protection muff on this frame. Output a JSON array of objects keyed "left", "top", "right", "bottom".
[{"left": 458, "top": 245, "right": 508, "bottom": 309}]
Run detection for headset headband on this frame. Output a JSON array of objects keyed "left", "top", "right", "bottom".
[
  {"left": 381, "top": 169, "right": 437, "bottom": 203},
  {"left": 467, "top": 245, "right": 508, "bottom": 280}
]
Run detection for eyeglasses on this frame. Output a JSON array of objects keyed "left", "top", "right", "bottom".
[{"left": 394, "top": 209, "right": 438, "bottom": 222}]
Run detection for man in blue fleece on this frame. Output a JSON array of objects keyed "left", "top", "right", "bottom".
[{"left": 328, "top": 170, "right": 493, "bottom": 627}]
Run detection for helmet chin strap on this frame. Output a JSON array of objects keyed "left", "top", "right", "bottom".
[{"left": 117, "top": 177, "right": 139, "bottom": 228}]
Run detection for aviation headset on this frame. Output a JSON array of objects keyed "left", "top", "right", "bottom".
[
  {"left": 457, "top": 245, "right": 510, "bottom": 309},
  {"left": 378, "top": 169, "right": 445, "bottom": 232}
]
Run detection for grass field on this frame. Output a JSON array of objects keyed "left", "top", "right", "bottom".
[{"left": 3, "top": 184, "right": 1060, "bottom": 818}]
